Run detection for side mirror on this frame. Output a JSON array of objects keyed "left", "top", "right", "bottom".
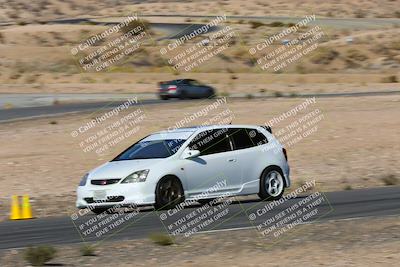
[{"left": 182, "top": 148, "right": 200, "bottom": 159}]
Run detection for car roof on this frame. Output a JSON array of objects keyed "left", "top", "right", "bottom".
[
  {"left": 155, "top": 124, "right": 262, "bottom": 135},
  {"left": 147, "top": 125, "right": 267, "bottom": 140}
]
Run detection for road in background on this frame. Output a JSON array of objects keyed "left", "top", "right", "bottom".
[{"left": 1, "top": 90, "right": 400, "bottom": 123}]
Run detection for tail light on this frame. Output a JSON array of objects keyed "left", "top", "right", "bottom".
[
  {"left": 168, "top": 85, "right": 177, "bottom": 92},
  {"left": 282, "top": 148, "right": 288, "bottom": 161},
  {"left": 158, "top": 81, "right": 166, "bottom": 91}
]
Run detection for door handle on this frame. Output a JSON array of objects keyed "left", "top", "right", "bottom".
[{"left": 228, "top": 159, "right": 237, "bottom": 162}]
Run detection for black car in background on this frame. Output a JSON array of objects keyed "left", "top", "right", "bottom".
[{"left": 158, "top": 79, "right": 215, "bottom": 100}]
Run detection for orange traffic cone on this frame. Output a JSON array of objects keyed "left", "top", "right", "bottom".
[
  {"left": 10, "top": 195, "right": 21, "bottom": 220},
  {"left": 21, "top": 195, "right": 33, "bottom": 219}
]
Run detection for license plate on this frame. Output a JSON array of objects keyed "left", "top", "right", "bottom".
[{"left": 93, "top": 190, "right": 107, "bottom": 201}]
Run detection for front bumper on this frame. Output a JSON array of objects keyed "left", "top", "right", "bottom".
[{"left": 76, "top": 182, "right": 155, "bottom": 209}]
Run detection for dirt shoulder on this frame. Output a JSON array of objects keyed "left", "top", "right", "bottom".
[{"left": 1, "top": 215, "right": 399, "bottom": 266}]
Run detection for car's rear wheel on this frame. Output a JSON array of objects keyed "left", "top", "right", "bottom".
[
  {"left": 155, "top": 176, "right": 184, "bottom": 210},
  {"left": 160, "top": 95, "right": 169, "bottom": 100},
  {"left": 258, "top": 166, "right": 285, "bottom": 201}
]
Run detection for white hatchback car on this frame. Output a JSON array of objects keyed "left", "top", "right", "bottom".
[{"left": 76, "top": 125, "right": 290, "bottom": 214}]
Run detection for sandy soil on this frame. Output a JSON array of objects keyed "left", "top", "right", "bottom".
[
  {"left": 0, "top": 215, "right": 399, "bottom": 266},
  {"left": 1, "top": 15, "right": 399, "bottom": 88},
  {"left": 0, "top": 95, "right": 399, "bottom": 220}
]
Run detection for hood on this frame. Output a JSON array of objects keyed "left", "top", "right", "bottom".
[{"left": 89, "top": 159, "right": 164, "bottom": 179}]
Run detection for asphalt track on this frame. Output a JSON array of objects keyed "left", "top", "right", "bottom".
[
  {"left": 1, "top": 90, "right": 400, "bottom": 123},
  {"left": 0, "top": 186, "right": 399, "bottom": 250}
]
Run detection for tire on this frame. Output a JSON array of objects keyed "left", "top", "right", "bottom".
[
  {"left": 155, "top": 176, "right": 185, "bottom": 210},
  {"left": 160, "top": 95, "right": 169, "bottom": 100},
  {"left": 258, "top": 166, "right": 285, "bottom": 201},
  {"left": 197, "top": 198, "right": 215, "bottom": 205},
  {"left": 91, "top": 207, "right": 110, "bottom": 215}
]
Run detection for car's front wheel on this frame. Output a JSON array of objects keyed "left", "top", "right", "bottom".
[
  {"left": 258, "top": 166, "right": 285, "bottom": 201},
  {"left": 155, "top": 176, "right": 184, "bottom": 210}
]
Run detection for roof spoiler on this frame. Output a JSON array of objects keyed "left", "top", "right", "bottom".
[{"left": 260, "top": 125, "right": 272, "bottom": 133}]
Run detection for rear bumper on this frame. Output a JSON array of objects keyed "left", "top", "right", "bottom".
[
  {"left": 159, "top": 91, "right": 180, "bottom": 98},
  {"left": 282, "top": 163, "right": 291, "bottom": 188}
]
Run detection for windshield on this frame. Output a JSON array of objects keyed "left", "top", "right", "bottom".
[{"left": 113, "top": 139, "right": 186, "bottom": 160}]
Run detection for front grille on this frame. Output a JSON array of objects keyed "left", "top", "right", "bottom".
[
  {"left": 84, "top": 196, "right": 125, "bottom": 204},
  {"left": 91, "top": 179, "right": 121, "bottom": 185}
]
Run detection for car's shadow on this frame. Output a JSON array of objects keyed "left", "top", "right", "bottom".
[{"left": 103, "top": 194, "right": 311, "bottom": 215}]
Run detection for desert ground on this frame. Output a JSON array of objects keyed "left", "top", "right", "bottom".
[
  {"left": 1, "top": 215, "right": 399, "bottom": 266},
  {"left": 0, "top": 95, "right": 399, "bottom": 220},
  {"left": 0, "top": 1, "right": 399, "bottom": 98}
]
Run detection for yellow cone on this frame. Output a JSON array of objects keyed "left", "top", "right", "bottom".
[
  {"left": 10, "top": 195, "right": 21, "bottom": 220},
  {"left": 21, "top": 195, "right": 33, "bottom": 219}
]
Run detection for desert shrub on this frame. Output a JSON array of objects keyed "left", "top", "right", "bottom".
[
  {"left": 268, "top": 21, "right": 286, "bottom": 27},
  {"left": 120, "top": 19, "right": 150, "bottom": 35},
  {"left": 354, "top": 10, "right": 366, "bottom": 18},
  {"left": 17, "top": 21, "right": 27, "bottom": 26},
  {"left": 149, "top": 233, "right": 174, "bottom": 246},
  {"left": 220, "top": 91, "right": 230, "bottom": 97},
  {"left": 232, "top": 47, "right": 249, "bottom": 59},
  {"left": 381, "top": 75, "right": 398, "bottom": 83},
  {"left": 346, "top": 49, "right": 368, "bottom": 61},
  {"left": 80, "top": 76, "right": 96, "bottom": 83},
  {"left": 24, "top": 246, "right": 56, "bottom": 266},
  {"left": 310, "top": 47, "right": 339, "bottom": 64},
  {"left": 344, "top": 185, "right": 353, "bottom": 190},
  {"left": 249, "top": 21, "right": 265, "bottom": 29},
  {"left": 295, "top": 63, "right": 308, "bottom": 74},
  {"left": 80, "top": 245, "right": 96, "bottom": 256},
  {"left": 389, "top": 41, "right": 400, "bottom": 50},
  {"left": 381, "top": 174, "right": 399, "bottom": 185}
]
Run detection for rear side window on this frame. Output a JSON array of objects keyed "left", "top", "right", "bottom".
[
  {"left": 229, "top": 128, "right": 268, "bottom": 150},
  {"left": 189, "top": 128, "right": 231, "bottom": 155},
  {"left": 228, "top": 128, "right": 253, "bottom": 150},
  {"left": 248, "top": 128, "right": 268, "bottom": 146}
]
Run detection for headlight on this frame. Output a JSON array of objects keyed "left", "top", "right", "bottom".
[
  {"left": 121, "top": 169, "right": 149, "bottom": 183},
  {"left": 79, "top": 173, "right": 89, "bottom": 186}
]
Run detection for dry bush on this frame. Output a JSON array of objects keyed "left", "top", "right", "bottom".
[
  {"left": 381, "top": 75, "right": 398, "bottom": 83},
  {"left": 381, "top": 174, "right": 399, "bottom": 185},
  {"left": 310, "top": 47, "right": 339, "bottom": 64},
  {"left": 346, "top": 49, "right": 368, "bottom": 61},
  {"left": 24, "top": 246, "right": 56, "bottom": 266}
]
